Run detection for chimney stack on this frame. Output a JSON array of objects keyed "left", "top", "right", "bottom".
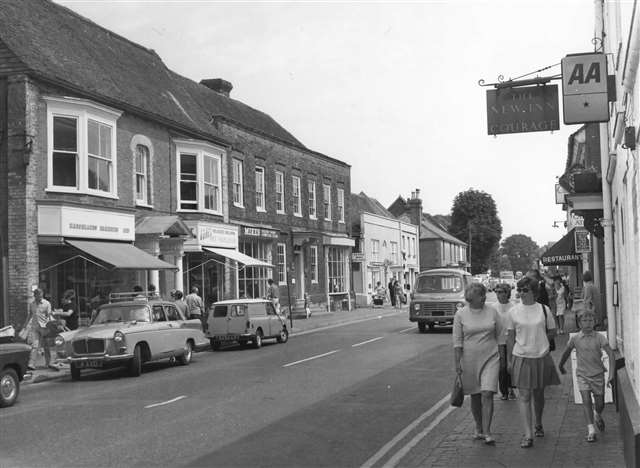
[
  {"left": 406, "top": 188, "right": 423, "bottom": 233},
  {"left": 200, "top": 78, "right": 233, "bottom": 97}
]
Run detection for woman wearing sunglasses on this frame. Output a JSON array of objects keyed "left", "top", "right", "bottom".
[{"left": 506, "top": 276, "right": 560, "bottom": 448}]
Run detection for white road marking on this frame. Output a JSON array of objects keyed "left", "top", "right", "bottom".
[
  {"left": 282, "top": 349, "right": 341, "bottom": 367},
  {"left": 397, "top": 327, "right": 415, "bottom": 334},
  {"left": 352, "top": 336, "right": 384, "bottom": 347},
  {"left": 360, "top": 393, "right": 450, "bottom": 468},
  {"left": 290, "top": 311, "right": 404, "bottom": 337},
  {"left": 144, "top": 395, "right": 187, "bottom": 409}
]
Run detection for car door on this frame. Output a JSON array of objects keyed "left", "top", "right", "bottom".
[
  {"left": 164, "top": 304, "right": 187, "bottom": 352},
  {"left": 265, "top": 302, "right": 280, "bottom": 337},
  {"left": 209, "top": 305, "right": 230, "bottom": 337},
  {"left": 227, "top": 304, "right": 247, "bottom": 336},
  {"left": 150, "top": 304, "right": 172, "bottom": 355}
]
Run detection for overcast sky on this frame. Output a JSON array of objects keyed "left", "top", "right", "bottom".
[{"left": 57, "top": 0, "right": 595, "bottom": 247}]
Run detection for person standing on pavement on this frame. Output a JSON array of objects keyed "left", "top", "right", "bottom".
[
  {"left": 553, "top": 276, "right": 569, "bottom": 334},
  {"left": 388, "top": 279, "right": 396, "bottom": 307},
  {"left": 453, "top": 282, "right": 505, "bottom": 445},
  {"left": 506, "top": 276, "right": 561, "bottom": 448},
  {"left": 56, "top": 289, "right": 78, "bottom": 330},
  {"left": 393, "top": 279, "right": 403, "bottom": 309},
  {"left": 494, "top": 283, "right": 516, "bottom": 400},
  {"left": 23, "top": 288, "right": 58, "bottom": 371},
  {"left": 557, "top": 310, "right": 615, "bottom": 442},
  {"left": 173, "top": 290, "right": 188, "bottom": 318},
  {"left": 185, "top": 286, "right": 205, "bottom": 330},
  {"left": 267, "top": 278, "right": 281, "bottom": 315},
  {"left": 582, "top": 271, "right": 603, "bottom": 330}
]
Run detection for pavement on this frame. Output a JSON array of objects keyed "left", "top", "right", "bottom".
[{"left": 21, "top": 300, "right": 625, "bottom": 467}]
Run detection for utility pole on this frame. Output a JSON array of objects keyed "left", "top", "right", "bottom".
[{"left": 467, "top": 220, "right": 473, "bottom": 273}]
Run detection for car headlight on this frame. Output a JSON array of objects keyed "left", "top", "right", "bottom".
[
  {"left": 413, "top": 303, "right": 420, "bottom": 311},
  {"left": 54, "top": 335, "right": 64, "bottom": 347},
  {"left": 113, "top": 331, "right": 125, "bottom": 342}
]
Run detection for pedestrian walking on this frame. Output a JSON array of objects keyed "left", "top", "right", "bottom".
[
  {"left": 582, "top": 271, "right": 603, "bottom": 330},
  {"left": 506, "top": 276, "right": 561, "bottom": 448},
  {"left": 452, "top": 282, "right": 505, "bottom": 445},
  {"left": 553, "top": 275, "right": 569, "bottom": 334},
  {"left": 557, "top": 310, "right": 615, "bottom": 442},
  {"left": 56, "top": 289, "right": 78, "bottom": 330},
  {"left": 266, "top": 278, "right": 281, "bottom": 315},
  {"left": 173, "top": 290, "right": 188, "bottom": 318},
  {"left": 526, "top": 269, "right": 550, "bottom": 307},
  {"left": 23, "top": 288, "right": 58, "bottom": 371},
  {"left": 185, "top": 286, "right": 205, "bottom": 330},
  {"left": 494, "top": 283, "right": 516, "bottom": 400},
  {"left": 393, "top": 279, "right": 402, "bottom": 309},
  {"left": 388, "top": 279, "right": 396, "bottom": 307}
]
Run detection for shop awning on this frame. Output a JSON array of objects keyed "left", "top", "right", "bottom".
[
  {"left": 204, "top": 247, "right": 273, "bottom": 268},
  {"left": 540, "top": 229, "right": 582, "bottom": 266},
  {"left": 66, "top": 240, "right": 177, "bottom": 270}
]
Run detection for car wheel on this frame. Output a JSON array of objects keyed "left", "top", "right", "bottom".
[
  {"left": 0, "top": 368, "right": 19, "bottom": 407},
  {"left": 177, "top": 341, "right": 193, "bottom": 366},
  {"left": 70, "top": 363, "right": 81, "bottom": 381},
  {"left": 129, "top": 344, "right": 143, "bottom": 377},
  {"left": 253, "top": 329, "right": 263, "bottom": 349},
  {"left": 210, "top": 338, "right": 221, "bottom": 351},
  {"left": 418, "top": 322, "right": 427, "bottom": 333},
  {"left": 428, "top": 323, "right": 435, "bottom": 331},
  {"left": 276, "top": 327, "right": 289, "bottom": 343}
]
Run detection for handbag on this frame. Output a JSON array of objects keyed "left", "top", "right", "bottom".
[
  {"left": 541, "top": 304, "right": 556, "bottom": 351},
  {"left": 450, "top": 374, "right": 464, "bottom": 407}
]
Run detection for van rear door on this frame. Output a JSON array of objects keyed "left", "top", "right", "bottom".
[{"left": 209, "top": 305, "right": 229, "bottom": 336}]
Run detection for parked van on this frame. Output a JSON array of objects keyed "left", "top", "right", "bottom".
[
  {"left": 409, "top": 268, "right": 473, "bottom": 332},
  {"left": 206, "top": 299, "right": 289, "bottom": 350}
]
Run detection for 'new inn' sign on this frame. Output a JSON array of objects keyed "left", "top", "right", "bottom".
[{"left": 486, "top": 85, "right": 560, "bottom": 135}]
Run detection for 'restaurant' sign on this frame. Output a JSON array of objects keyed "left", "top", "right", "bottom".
[
  {"left": 561, "top": 53, "right": 609, "bottom": 124},
  {"left": 486, "top": 85, "right": 559, "bottom": 135}
]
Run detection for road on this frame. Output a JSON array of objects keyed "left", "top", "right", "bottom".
[{"left": 1, "top": 301, "right": 504, "bottom": 467}]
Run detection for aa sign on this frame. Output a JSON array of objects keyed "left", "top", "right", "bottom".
[{"left": 561, "top": 53, "right": 609, "bottom": 124}]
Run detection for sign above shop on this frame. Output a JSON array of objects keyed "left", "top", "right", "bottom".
[
  {"left": 486, "top": 85, "right": 559, "bottom": 135},
  {"left": 574, "top": 229, "right": 591, "bottom": 253},
  {"left": 38, "top": 205, "right": 134, "bottom": 241},
  {"left": 351, "top": 252, "right": 365, "bottom": 262},
  {"left": 184, "top": 221, "right": 238, "bottom": 250},
  {"left": 561, "top": 53, "right": 609, "bottom": 124},
  {"left": 242, "top": 226, "right": 279, "bottom": 239}
]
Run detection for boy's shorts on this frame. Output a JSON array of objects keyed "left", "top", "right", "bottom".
[{"left": 577, "top": 373, "right": 605, "bottom": 395}]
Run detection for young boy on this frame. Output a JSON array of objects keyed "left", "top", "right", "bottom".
[{"left": 558, "top": 311, "right": 615, "bottom": 442}]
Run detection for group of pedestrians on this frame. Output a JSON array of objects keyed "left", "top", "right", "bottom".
[{"left": 452, "top": 269, "right": 615, "bottom": 447}]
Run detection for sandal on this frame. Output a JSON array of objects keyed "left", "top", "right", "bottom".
[
  {"left": 586, "top": 433, "right": 597, "bottom": 443},
  {"left": 534, "top": 425, "right": 544, "bottom": 437},
  {"left": 520, "top": 436, "right": 533, "bottom": 448},
  {"left": 484, "top": 435, "right": 496, "bottom": 445}
]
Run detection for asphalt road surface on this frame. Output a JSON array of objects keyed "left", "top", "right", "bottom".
[{"left": 1, "top": 311, "right": 471, "bottom": 467}]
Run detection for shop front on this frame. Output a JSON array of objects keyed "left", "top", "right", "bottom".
[
  {"left": 540, "top": 227, "right": 584, "bottom": 290},
  {"left": 37, "top": 204, "right": 177, "bottom": 325},
  {"left": 237, "top": 225, "right": 279, "bottom": 299},
  {"left": 323, "top": 234, "right": 354, "bottom": 312}
]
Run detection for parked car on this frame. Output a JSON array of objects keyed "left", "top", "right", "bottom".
[
  {"left": 55, "top": 297, "right": 208, "bottom": 380},
  {"left": 409, "top": 268, "right": 473, "bottom": 332},
  {"left": 207, "top": 299, "right": 288, "bottom": 350},
  {"left": 0, "top": 326, "right": 31, "bottom": 407}
]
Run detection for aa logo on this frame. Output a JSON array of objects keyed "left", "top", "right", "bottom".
[{"left": 567, "top": 63, "right": 601, "bottom": 85}]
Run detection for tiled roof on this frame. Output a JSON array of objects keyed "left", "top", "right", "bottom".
[
  {"left": 0, "top": 0, "right": 304, "bottom": 147},
  {"left": 351, "top": 192, "right": 395, "bottom": 218},
  {"left": 420, "top": 213, "right": 466, "bottom": 246}
]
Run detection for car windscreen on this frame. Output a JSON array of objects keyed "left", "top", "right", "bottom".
[
  {"left": 93, "top": 306, "right": 150, "bottom": 324},
  {"left": 415, "top": 275, "right": 464, "bottom": 293}
]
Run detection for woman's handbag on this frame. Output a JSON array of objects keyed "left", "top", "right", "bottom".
[
  {"left": 541, "top": 305, "right": 556, "bottom": 351},
  {"left": 450, "top": 374, "right": 464, "bottom": 407}
]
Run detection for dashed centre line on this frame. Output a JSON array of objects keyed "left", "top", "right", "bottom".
[
  {"left": 352, "top": 336, "right": 384, "bottom": 347},
  {"left": 282, "top": 349, "right": 341, "bottom": 367},
  {"left": 397, "top": 326, "right": 415, "bottom": 334},
  {"left": 144, "top": 395, "right": 187, "bottom": 409}
]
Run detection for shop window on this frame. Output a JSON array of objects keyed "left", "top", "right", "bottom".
[
  {"left": 275, "top": 170, "right": 285, "bottom": 213},
  {"left": 175, "top": 140, "right": 223, "bottom": 214},
  {"left": 310, "top": 245, "right": 318, "bottom": 283},
  {"left": 255, "top": 166, "right": 266, "bottom": 212},
  {"left": 292, "top": 175, "right": 302, "bottom": 216},
  {"left": 323, "top": 183, "right": 332, "bottom": 221},
  {"left": 308, "top": 180, "right": 317, "bottom": 219},
  {"left": 337, "top": 188, "right": 345, "bottom": 223},
  {"left": 232, "top": 158, "right": 244, "bottom": 207},
  {"left": 328, "top": 247, "right": 346, "bottom": 293},
  {"left": 277, "top": 242, "right": 287, "bottom": 285},
  {"left": 239, "top": 239, "right": 271, "bottom": 298},
  {"left": 45, "top": 96, "right": 121, "bottom": 198}
]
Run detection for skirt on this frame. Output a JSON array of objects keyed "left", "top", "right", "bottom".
[{"left": 510, "top": 353, "right": 561, "bottom": 389}]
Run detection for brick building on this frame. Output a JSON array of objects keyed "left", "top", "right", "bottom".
[{"left": 0, "top": 0, "right": 352, "bottom": 326}]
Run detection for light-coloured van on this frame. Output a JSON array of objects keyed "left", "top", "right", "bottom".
[
  {"left": 409, "top": 268, "right": 473, "bottom": 332},
  {"left": 206, "top": 299, "right": 289, "bottom": 350}
]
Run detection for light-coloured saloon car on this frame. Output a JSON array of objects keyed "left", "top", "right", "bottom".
[
  {"left": 55, "top": 298, "right": 208, "bottom": 380},
  {"left": 206, "top": 299, "right": 288, "bottom": 350}
]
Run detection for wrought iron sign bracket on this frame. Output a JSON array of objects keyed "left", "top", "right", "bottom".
[{"left": 478, "top": 62, "right": 562, "bottom": 89}]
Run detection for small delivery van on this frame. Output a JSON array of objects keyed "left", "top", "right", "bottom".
[{"left": 409, "top": 268, "right": 472, "bottom": 332}]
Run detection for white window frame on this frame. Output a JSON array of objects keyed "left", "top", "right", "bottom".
[
  {"left": 323, "top": 183, "right": 332, "bottom": 221},
  {"left": 308, "top": 180, "right": 317, "bottom": 219},
  {"left": 45, "top": 96, "right": 121, "bottom": 199},
  {"left": 337, "top": 188, "right": 345, "bottom": 223},
  {"left": 310, "top": 245, "right": 318, "bottom": 283},
  {"left": 232, "top": 158, "right": 244, "bottom": 207},
  {"left": 292, "top": 175, "right": 302, "bottom": 216},
  {"left": 255, "top": 166, "right": 266, "bottom": 212},
  {"left": 371, "top": 239, "right": 380, "bottom": 261},
  {"left": 175, "top": 139, "right": 224, "bottom": 215},
  {"left": 130, "top": 135, "right": 154, "bottom": 207},
  {"left": 277, "top": 243, "right": 287, "bottom": 285},
  {"left": 275, "top": 170, "right": 285, "bottom": 214},
  {"left": 391, "top": 241, "right": 398, "bottom": 264},
  {"left": 134, "top": 144, "right": 149, "bottom": 205}
]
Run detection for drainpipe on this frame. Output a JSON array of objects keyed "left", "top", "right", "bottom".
[{"left": 595, "top": 0, "right": 617, "bottom": 349}]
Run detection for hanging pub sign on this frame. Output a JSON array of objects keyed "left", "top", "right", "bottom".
[
  {"left": 486, "top": 85, "right": 559, "bottom": 135},
  {"left": 561, "top": 53, "right": 609, "bottom": 124},
  {"left": 574, "top": 229, "right": 591, "bottom": 254}
]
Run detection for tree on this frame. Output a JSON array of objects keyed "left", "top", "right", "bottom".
[
  {"left": 500, "top": 234, "right": 540, "bottom": 274},
  {"left": 488, "top": 249, "right": 512, "bottom": 277},
  {"left": 449, "top": 189, "right": 502, "bottom": 275}
]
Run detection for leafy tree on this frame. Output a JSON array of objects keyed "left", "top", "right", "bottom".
[
  {"left": 500, "top": 234, "right": 540, "bottom": 274},
  {"left": 488, "top": 249, "right": 512, "bottom": 277},
  {"left": 449, "top": 189, "right": 502, "bottom": 275}
]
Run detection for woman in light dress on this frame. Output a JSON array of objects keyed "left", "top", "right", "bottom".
[{"left": 553, "top": 276, "right": 568, "bottom": 334}]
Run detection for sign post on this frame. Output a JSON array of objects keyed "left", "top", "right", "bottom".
[{"left": 561, "top": 53, "right": 609, "bottom": 124}]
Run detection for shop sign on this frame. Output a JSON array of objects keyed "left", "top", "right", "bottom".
[
  {"left": 486, "top": 85, "right": 559, "bottom": 135},
  {"left": 555, "top": 183, "right": 568, "bottom": 205},
  {"left": 574, "top": 229, "right": 591, "bottom": 253},
  {"left": 242, "top": 226, "right": 279, "bottom": 239},
  {"left": 38, "top": 205, "right": 134, "bottom": 241},
  {"left": 568, "top": 213, "right": 584, "bottom": 228},
  {"left": 351, "top": 252, "right": 365, "bottom": 262},
  {"left": 184, "top": 221, "right": 238, "bottom": 249},
  {"left": 561, "top": 53, "right": 609, "bottom": 124}
]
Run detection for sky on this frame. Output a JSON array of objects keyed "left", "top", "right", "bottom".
[{"left": 57, "top": 0, "right": 595, "bottom": 247}]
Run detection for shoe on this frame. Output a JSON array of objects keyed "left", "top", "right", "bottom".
[
  {"left": 586, "top": 432, "right": 597, "bottom": 442},
  {"left": 520, "top": 436, "right": 533, "bottom": 448},
  {"left": 595, "top": 416, "right": 605, "bottom": 432},
  {"left": 500, "top": 394, "right": 508, "bottom": 400},
  {"left": 534, "top": 425, "right": 544, "bottom": 437},
  {"left": 472, "top": 432, "right": 485, "bottom": 440},
  {"left": 509, "top": 390, "right": 517, "bottom": 400},
  {"left": 484, "top": 435, "right": 496, "bottom": 445}
]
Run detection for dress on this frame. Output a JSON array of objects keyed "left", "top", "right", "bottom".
[
  {"left": 555, "top": 285, "right": 566, "bottom": 317},
  {"left": 452, "top": 305, "right": 504, "bottom": 394}
]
